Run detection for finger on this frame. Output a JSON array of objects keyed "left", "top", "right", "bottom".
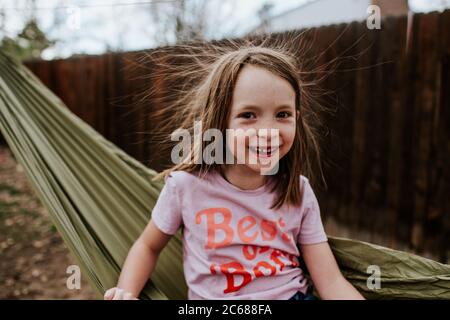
[
  {"left": 123, "top": 292, "right": 134, "bottom": 300},
  {"left": 112, "top": 288, "right": 124, "bottom": 300},
  {"left": 104, "top": 288, "right": 116, "bottom": 300}
]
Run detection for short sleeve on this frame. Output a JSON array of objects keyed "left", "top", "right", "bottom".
[
  {"left": 297, "top": 178, "right": 328, "bottom": 244},
  {"left": 151, "top": 174, "right": 183, "bottom": 235}
]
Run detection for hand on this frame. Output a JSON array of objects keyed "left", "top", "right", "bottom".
[{"left": 104, "top": 287, "right": 138, "bottom": 300}]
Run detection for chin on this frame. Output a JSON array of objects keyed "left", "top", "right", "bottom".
[
  {"left": 245, "top": 161, "right": 280, "bottom": 176},
  {"left": 244, "top": 164, "right": 264, "bottom": 175}
]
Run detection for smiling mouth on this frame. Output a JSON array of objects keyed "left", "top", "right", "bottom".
[{"left": 248, "top": 146, "right": 280, "bottom": 158}]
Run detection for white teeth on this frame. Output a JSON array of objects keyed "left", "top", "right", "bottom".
[{"left": 248, "top": 146, "right": 279, "bottom": 154}]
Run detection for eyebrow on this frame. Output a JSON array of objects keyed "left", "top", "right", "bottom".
[
  {"left": 275, "top": 105, "right": 295, "bottom": 111},
  {"left": 236, "top": 104, "right": 294, "bottom": 112},
  {"left": 237, "top": 105, "right": 260, "bottom": 112}
]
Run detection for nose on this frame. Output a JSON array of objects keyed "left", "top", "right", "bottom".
[
  {"left": 246, "top": 116, "right": 281, "bottom": 147},
  {"left": 254, "top": 115, "right": 273, "bottom": 131}
]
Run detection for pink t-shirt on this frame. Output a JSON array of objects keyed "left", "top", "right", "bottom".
[{"left": 151, "top": 169, "right": 328, "bottom": 300}]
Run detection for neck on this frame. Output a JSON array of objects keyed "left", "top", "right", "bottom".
[{"left": 220, "top": 164, "right": 267, "bottom": 190}]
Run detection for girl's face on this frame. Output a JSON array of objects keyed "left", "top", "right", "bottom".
[{"left": 226, "top": 64, "right": 297, "bottom": 175}]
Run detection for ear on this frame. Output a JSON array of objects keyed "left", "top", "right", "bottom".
[{"left": 296, "top": 109, "right": 300, "bottom": 120}]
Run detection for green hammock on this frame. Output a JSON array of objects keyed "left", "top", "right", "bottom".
[{"left": 0, "top": 51, "right": 449, "bottom": 300}]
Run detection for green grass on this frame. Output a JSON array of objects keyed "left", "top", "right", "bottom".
[
  {"left": 18, "top": 208, "right": 40, "bottom": 218},
  {"left": 0, "top": 200, "right": 20, "bottom": 215},
  {"left": 0, "top": 201, "right": 40, "bottom": 219},
  {"left": 0, "top": 182, "right": 23, "bottom": 195}
]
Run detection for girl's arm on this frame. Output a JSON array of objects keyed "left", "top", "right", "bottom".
[
  {"left": 104, "top": 219, "right": 172, "bottom": 300},
  {"left": 300, "top": 242, "right": 366, "bottom": 300}
]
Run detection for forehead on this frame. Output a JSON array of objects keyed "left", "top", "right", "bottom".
[{"left": 231, "top": 64, "right": 296, "bottom": 108}]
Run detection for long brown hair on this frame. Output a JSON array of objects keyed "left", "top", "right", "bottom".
[{"left": 142, "top": 37, "right": 328, "bottom": 210}]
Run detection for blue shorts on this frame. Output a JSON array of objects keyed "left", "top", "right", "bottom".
[{"left": 289, "top": 288, "right": 319, "bottom": 300}]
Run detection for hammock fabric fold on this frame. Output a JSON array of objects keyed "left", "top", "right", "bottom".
[{"left": 0, "top": 51, "right": 449, "bottom": 300}]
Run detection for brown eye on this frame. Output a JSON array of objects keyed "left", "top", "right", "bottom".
[
  {"left": 277, "top": 111, "right": 292, "bottom": 118},
  {"left": 239, "top": 112, "right": 256, "bottom": 119}
]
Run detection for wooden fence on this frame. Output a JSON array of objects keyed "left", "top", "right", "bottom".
[{"left": 3, "top": 10, "right": 449, "bottom": 261}]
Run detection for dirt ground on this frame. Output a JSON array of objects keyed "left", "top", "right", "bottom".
[{"left": 0, "top": 145, "right": 97, "bottom": 299}]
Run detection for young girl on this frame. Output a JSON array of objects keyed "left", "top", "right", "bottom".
[{"left": 104, "top": 45, "right": 365, "bottom": 300}]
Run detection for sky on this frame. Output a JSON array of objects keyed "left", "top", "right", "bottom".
[{"left": 1, "top": 0, "right": 449, "bottom": 60}]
